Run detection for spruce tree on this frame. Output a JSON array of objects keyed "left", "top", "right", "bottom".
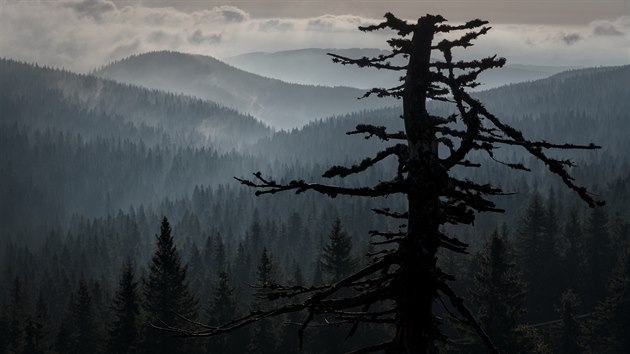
[
  {"left": 23, "top": 318, "right": 38, "bottom": 354},
  {"left": 0, "top": 309, "right": 9, "bottom": 353},
  {"left": 320, "top": 218, "right": 356, "bottom": 283},
  {"left": 294, "top": 265, "right": 304, "bottom": 286},
  {"left": 70, "top": 278, "right": 99, "bottom": 354},
  {"left": 7, "top": 276, "right": 27, "bottom": 354},
  {"left": 143, "top": 217, "right": 198, "bottom": 354},
  {"left": 108, "top": 261, "right": 140, "bottom": 354},
  {"left": 233, "top": 242, "right": 253, "bottom": 295},
  {"left": 517, "top": 192, "right": 562, "bottom": 321},
  {"left": 22, "top": 292, "right": 50, "bottom": 354},
  {"left": 584, "top": 246, "right": 630, "bottom": 353},
  {"left": 205, "top": 270, "right": 240, "bottom": 354},
  {"left": 563, "top": 208, "right": 586, "bottom": 300},
  {"left": 248, "top": 248, "right": 278, "bottom": 354},
  {"left": 54, "top": 323, "right": 71, "bottom": 354},
  {"left": 584, "top": 206, "right": 614, "bottom": 307},
  {"left": 468, "top": 229, "right": 526, "bottom": 353},
  {"left": 0, "top": 311, "right": 7, "bottom": 354},
  {"left": 556, "top": 290, "right": 583, "bottom": 354}
]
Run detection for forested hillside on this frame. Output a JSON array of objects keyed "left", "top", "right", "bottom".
[
  {"left": 93, "top": 51, "right": 398, "bottom": 129},
  {"left": 0, "top": 59, "right": 271, "bottom": 149},
  {"left": 1, "top": 58, "right": 629, "bottom": 353}
]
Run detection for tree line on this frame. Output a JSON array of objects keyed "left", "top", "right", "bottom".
[{"left": 1, "top": 189, "right": 629, "bottom": 353}]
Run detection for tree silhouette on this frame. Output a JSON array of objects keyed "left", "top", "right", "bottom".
[
  {"left": 585, "top": 245, "right": 630, "bottom": 353},
  {"left": 321, "top": 218, "right": 357, "bottom": 283},
  {"left": 70, "top": 278, "right": 99, "bottom": 354},
  {"left": 247, "top": 248, "right": 279, "bottom": 354},
  {"left": 164, "top": 13, "right": 602, "bottom": 353},
  {"left": 517, "top": 193, "right": 563, "bottom": 321},
  {"left": 143, "top": 217, "right": 198, "bottom": 354},
  {"left": 556, "top": 290, "right": 583, "bottom": 354},
  {"left": 466, "top": 229, "right": 526, "bottom": 353},
  {"left": 6, "top": 277, "right": 27, "bottom": 353},
  {"left": 108, "top": 261, "right": 141, "bottom": 354},
  {"left": 205, "top": 270, "right": 240, "bottom": 354}
]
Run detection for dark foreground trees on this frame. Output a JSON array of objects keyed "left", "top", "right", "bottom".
[
  {"left": 468, "top": 229, "right": 526, "bottom": 353},
  {"left": 143, "top": 217, "right": 198, "bottom": 354},
  {"left": 162, "top": 13, "right": 602, "bottom": 353},
  {"left": 108, "top": 261, "right": 141, "bottom": 354}
]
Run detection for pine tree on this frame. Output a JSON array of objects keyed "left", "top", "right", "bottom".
[
  {"left": 320, "top": 218, "right": 356, "bottom": 283},
  {"left": 6, "top": 276, "right": 27, "bottom": 354},
  {"left": 254, "top": 248, "right": 275, "bottom": 290},
  {"left": 233, "top": 242, "right": 253, "bottom": 295},
  {"left": 108, "top": 261, "right": 140, "bottom": 354},
  {"left": 70, "top": 278, "right": 100, "bottom": 354},
  {"left": 0, "top": 311, "right": 8, "bottom": 354},
  {"left": 23, "top": 318, "right": 38, "bottom": 354},
  {"left": 563, "top": 208, "right": 586, "bottom": 299},
  {"left": 517, "top": 192, "right": 562, "bottom": 321},
  {"left": 556, "top": 290, "right": 583, "bottom": 354},
  {"left": 205, "top": 270, "right": 240, "bottom": 354},
  {"left": 294, "top": 265, "right": 304, "bottom": 286},
  {"left": 143, "top": 217, "right": 198, "bottom": 354},
  {"left": 312, "top": 254, "right": 324, "bottom": 286},
  {"left": 54, "top": 323, "right": 71, "bottom": 354},
  {"left": 248, "top": 248, "right": 278, "bottom": 354},
  {"left": 468, "top": 229, "right": 526, "bottom": 353},
  {"left": 22, "top": 292, "right": 50, "bottom": 354},
  {"left": 584, "top": 206, "right": 614, "bottom": 307},
  {"left": 584, "top": 246, "right": 630, "bottom": 353}
]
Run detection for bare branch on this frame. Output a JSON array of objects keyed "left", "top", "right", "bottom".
[
  {"left": 346, "top": 124, "right": 406, "bottom": 141},
  {"left": 323, "top": 144, "right": 407, "bottom": 178},
  {"left": 438, "top": 282, "right": 499, "bottom": 354},
  {"left": 234, "top": 173, "right": 407, "bottom": 198}
]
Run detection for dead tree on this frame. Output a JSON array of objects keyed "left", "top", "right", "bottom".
[{"left": 159, "top": 13, "right": 602, "bottom": 354}]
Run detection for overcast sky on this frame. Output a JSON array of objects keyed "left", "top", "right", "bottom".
[{"left": 1, "top": 0, "right": 628, "bottom": 72}]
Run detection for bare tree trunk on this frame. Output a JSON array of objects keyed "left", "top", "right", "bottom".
[{"left": 393, "top": 18, "right": 442, "bottom": 354}]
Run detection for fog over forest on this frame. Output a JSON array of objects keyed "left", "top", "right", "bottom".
[{"left": 1, "top": 2, "right": 629, "bottom": 354}]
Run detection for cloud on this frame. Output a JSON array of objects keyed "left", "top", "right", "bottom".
[
  {"left": 65, "top": 0, "right": 116, "bottom": 20},
  {"left": 257, "top": 20, "right": 294, "bottom": 32},
  {"left": 0, "top": 2, "right": 627, "bottom": 72},
  {"left": 192, "top": 6, "right": 250, "bottom": 24},
  {"left": 215, "top": 6, "right": 249, "bottom": 23},
  {"left": 109, "top": 39, "right": 142, "bottom": 60},
  {"left": 188, "top": 30, "right": 222, "bottom": 45},
  {"left": 593, "top": 24, "right": 624, "bottom": 36},
  {"left": 591, "top": 17, "right": 628, "bottom": 37},
  {"left": 306, "top": 15, "right": 366, "bottom": 32},
  {"left": 561, "top": 33, "right": 582, "bottom": 45}
]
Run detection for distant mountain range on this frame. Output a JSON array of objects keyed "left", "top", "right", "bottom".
[
  {"left": 2, "top": 55, "right": 628, "bottom": 241},
  {"left": 0, "top": 58, "right": 271, "bottom": 150},
  {"left": 224, "top": 48, "right": 578, "bottom": 90},
  {"left": 93, "top": 51, "right": 398, "bottom": 130},
  {"left": 250, "top": 65, "right": 630, "bottom": 165}
]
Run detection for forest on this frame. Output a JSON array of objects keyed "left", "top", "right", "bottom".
[{"left": 1, "top": 13, "right": 630, "bottom": 354}]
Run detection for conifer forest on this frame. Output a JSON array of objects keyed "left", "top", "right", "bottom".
[{"left": 1, "top": 2, "right": 629, "bottom": 353}]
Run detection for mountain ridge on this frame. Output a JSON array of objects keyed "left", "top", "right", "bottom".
[
  {"left": 93, "top": 50, "right": 399, "bottom": 129},
  {"left": 224, "top": 48, "right": 580, "bottom": 90},
  {"left": 0, "top": 58, "right": 272, "bottom": 150}
]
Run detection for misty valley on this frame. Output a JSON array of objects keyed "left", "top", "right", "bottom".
[{"left": 1, "top": 15, "right": 630, "bottom": 354}]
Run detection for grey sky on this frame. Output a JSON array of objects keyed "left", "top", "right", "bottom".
[
  {"left": 1, "top": 0, "right": 628, "bottom": 72},
  {"left": 112, "top": 0, "right": 629, "bottom": 25}
]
